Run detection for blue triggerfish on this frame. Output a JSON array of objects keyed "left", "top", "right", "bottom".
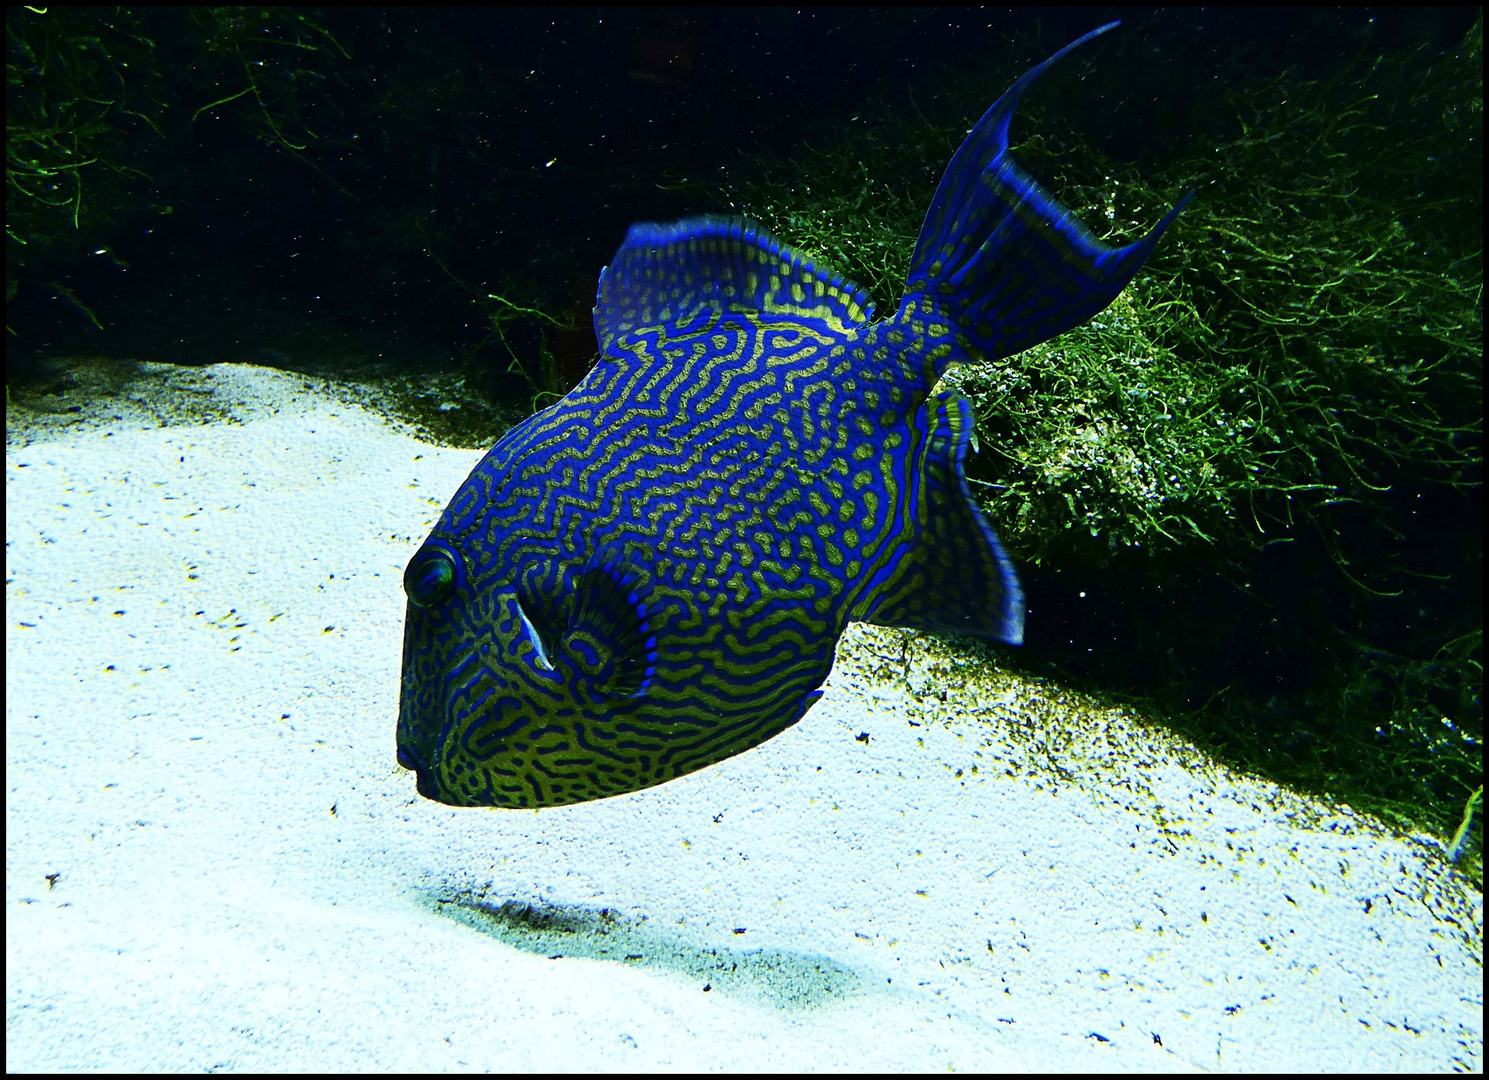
[{"left": 397, "top": 23, "right": 1189, "bottom": 807}]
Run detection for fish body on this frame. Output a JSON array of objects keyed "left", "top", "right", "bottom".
[{"left": 397, "top": 22, "right": 1188, "bottom": 807}]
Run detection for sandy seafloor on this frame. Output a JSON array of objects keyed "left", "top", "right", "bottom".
[{"left": 6, "top": 362, "right": 1481, "bottom": 1072}]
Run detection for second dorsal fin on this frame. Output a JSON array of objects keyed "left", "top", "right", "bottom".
[{"left": 593, "top": 217, "right": 875, "bottom": 362}]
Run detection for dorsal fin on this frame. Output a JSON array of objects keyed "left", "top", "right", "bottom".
[{"left": 593, "top": 217, "right": 875, "bottom": 362}]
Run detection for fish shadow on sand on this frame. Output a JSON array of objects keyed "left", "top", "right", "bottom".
[{"left": 431, "top": 894, "right": 863, "bottom": 1010}]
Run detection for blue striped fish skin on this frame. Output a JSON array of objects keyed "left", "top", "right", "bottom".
[{"left": 397, "top": 22, "right": 1188, "bottom": 808}]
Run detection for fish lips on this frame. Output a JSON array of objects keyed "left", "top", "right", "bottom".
[{"left": 396, "top": 743, "right": 440, "bottom": 800}]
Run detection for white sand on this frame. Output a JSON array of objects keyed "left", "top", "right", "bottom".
[{"left": 6, "top": 362, "right": 1481, "bottom": 1071}]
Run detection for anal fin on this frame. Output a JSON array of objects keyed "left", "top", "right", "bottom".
[{"left": 868, "top": 390, "right": 1024, "bottom": 645}]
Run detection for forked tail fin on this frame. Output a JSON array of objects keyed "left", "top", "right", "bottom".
[{"left": 901, "top": 21, "right": 1192, "bottom": 381}]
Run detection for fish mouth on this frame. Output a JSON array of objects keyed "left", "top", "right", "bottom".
[{"left": 396, "top": 744, "right": 439, "bottom": 800}]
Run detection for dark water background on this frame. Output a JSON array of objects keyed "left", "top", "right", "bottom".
[
  {"left": 6, "top": 6, "right": 1481, "bottom": 850},
  {"left": 8, "top": 7, "right": 1476, "bottom": 376}
]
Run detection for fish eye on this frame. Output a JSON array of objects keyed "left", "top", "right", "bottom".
[{"left": 404, "top": 548, "right": 455, "bottom": 609}]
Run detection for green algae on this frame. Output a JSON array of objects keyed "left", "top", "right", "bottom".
[
  {"left": 6, "top": 7, "right": 349, "bottom": 322},
  {"left": 707, "top": 20, "right": 1483, "bottom": 857}
]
